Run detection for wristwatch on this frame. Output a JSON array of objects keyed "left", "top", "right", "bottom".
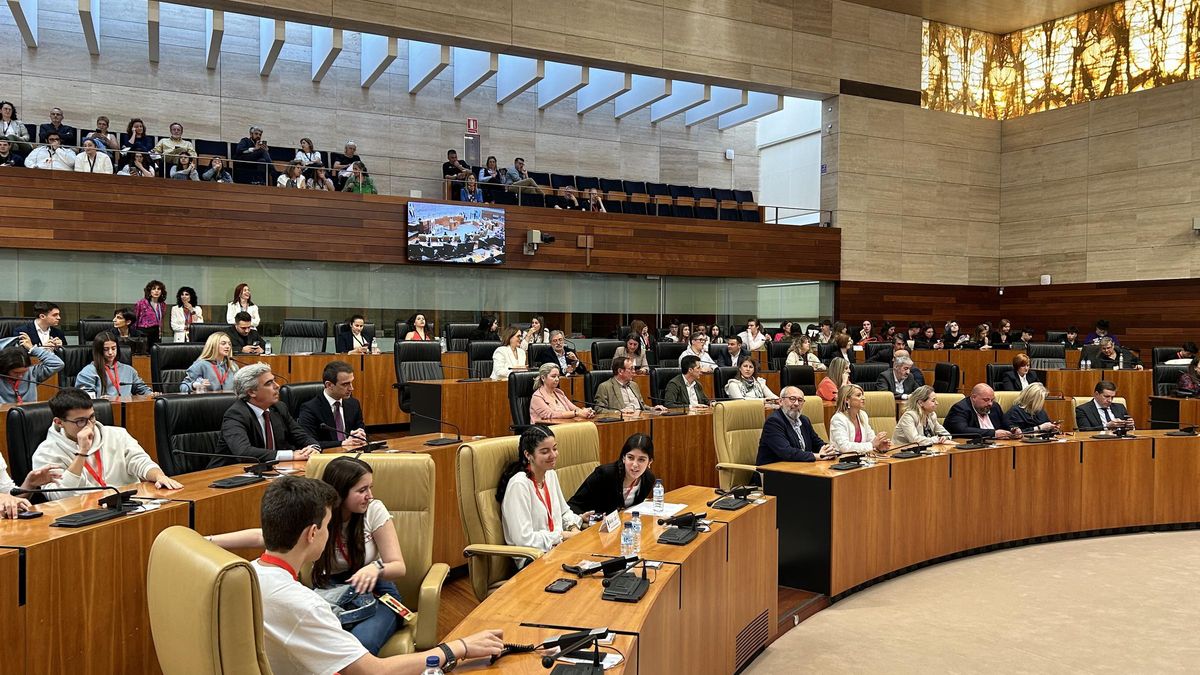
[
  {"left": 437, "top": 643, "right": 458, "bottom": 672},
  {"left": 373, "top": 559, "right": 384, "bottom": 571}
]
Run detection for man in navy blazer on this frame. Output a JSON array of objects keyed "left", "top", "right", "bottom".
[
  {"left": 1074, "top": 380, "right": 1134, "bottom": 432},
  {"left": 297, "top": 361, "right": 367, "bottom": 449},
  {"left": 16, "top": 301, "right": 66, "bottom": 349},
  {"left": 944, "top": 384, "right": 1020, "bottom": 439},
  {"left": 756, "top": 386, "right": 836, "bottom": 467}
]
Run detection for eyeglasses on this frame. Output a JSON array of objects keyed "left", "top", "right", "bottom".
[
  {"left": 782, "top": 396, "right": 803, "bottom": 403},
  {"left": 63, "top": 414, "right": 97, "bottom": 427}
]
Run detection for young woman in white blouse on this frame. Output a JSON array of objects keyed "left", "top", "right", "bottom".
[
  {"left": 490, "top": 326, "right": 528, "bottom": 381},
  {"left": 520, "top": 315, "right": 550, "bottom": 349},
  {"left": 170, "top": 286, "right": 204, "bottom": 342},
  {"left": 498, "top": 425, "right": 593, "bottom": 561},
  {"left": 739, "top": 318, "right": 771, "bottom": 351},
  {"left": 785, "top": 335, "right": 825, "bottom": 370},
  {"left": 829, "top": 384, "right": 891, "bottom": 455},
  {"left": 226, "top": 283, "right": 261, "bottom": 327},
  {"left": 295, "top": 137, "right": 322, "bottom": 170},
  {"left": 892, "top": 385, "right": 951, "bottom": 447},
  {"left": 277, "top": 160, "right": 308, "bottom": 189},
  {"left": 723, "top": 358, "right": 777, "bottom": 401},
  {"left": 73, "top": 139, "right": 113, "bottom": 174}
]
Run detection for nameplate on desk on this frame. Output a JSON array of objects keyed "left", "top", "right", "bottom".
[{"left": 600, "top": 510, "right": 621, "bottom": 533}]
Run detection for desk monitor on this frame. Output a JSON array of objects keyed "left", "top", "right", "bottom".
[{"left": 407, "top": 201, "right": 505, "bottom": 265}]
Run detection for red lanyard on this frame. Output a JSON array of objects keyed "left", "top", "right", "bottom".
[
  {"left": 81, "top": 450, "right": 106, "bottom": 487},
  {"left": 7, "top": 377, "right": 22, "bottom": 404},
  {"left": 259, "top": 553, "right": 298, "bottom": 580},
  {"left": 104, "top": 363, "right": 121, "bottom": 395},
  {"left": 534, "top": 478, "right": 555, "bottom": 531},
  {"left": 335, "top": 533, "right": 352, "bottom": 566},
  {"left": 210, "top": 361, "right": 228, "bottom": 388}
]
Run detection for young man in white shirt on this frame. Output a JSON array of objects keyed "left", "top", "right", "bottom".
[
  {"left": 678, "top": 333, "right": 716, "bottom": 373},
  {"left": 249, "top": 475, "right": 504, "bottom": 674}
]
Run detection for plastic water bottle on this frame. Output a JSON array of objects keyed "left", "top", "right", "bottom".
[
  {"left": 652, "top": 479, "right": 664, "bottom": 515},
  {"left": 1117, "top": 353, "right": 1124, "bottom": 370},
  {"left": 620, "top": 521, "right": 635, "bottom": 558},
  {"left": 1081, "top": 359, "right": 1089, "bottom": 370},
  {"left": 422, "top": 656, "right": 444, "bottom": 675},
  {"left": 264, "top": 340, "right": 272, "bottom": 355},
  {"left": 630, "top": 511, "right": 642, "bottom": 557}
]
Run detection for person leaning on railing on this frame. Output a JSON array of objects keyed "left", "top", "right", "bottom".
[
  {"left": 340, "top": 161, "right": 377, "bottom": 194},
  {"left": 201, "top": 156, "right": 233, "bottom": 183}
]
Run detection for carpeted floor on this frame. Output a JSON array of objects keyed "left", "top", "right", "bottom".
[{"left": 747, "top": 531, "right": 1200, "bottom": 674}]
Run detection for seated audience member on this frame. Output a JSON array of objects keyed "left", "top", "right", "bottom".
[
  {"left": 222, "top": 476, "right": 504, "bottom": 671},
  {"left": 490, "top": 326, "right": 528, "bottom": 381},
  {"left": 1000, "top": 353, "right": 1040, "bottom": 391},
  {"left": 612, "top": 334, "right": 650, "bottom": 373},
  {"left": 944, "top": 384, "right": 1019, "bottom": 439},
  {"left": 332, "top": 141, "right": 362, "bottom": 184},
  {"left": 569, "top": 433, "right": 658, "bottom": 514},
  {"left": 715, "top": 335, "right": 752, "bottom": 368},
  {"left": 201, "top": 156, "right": 233, "bottom": 183},
  {"left": 756, "top": 387, "right": 835, "bottom": 466},
  {"left": 478, "top": 155, "right": 502, "bottom": 184},
  {"left": 308, "top": 165, "right": 335, "bottom": 191},
  {"left": 38, "top": 107, "right": 77, "bottom": 146},
  {"left": 74, "top": 332, "right": 152, "bottom": 398},
  {"left": 662, "top": 321, "right": 681, "bottom": 342},
  {"left": 341, "top": 161, "right": 378, "bottom": 194},
  {"left": 678, "top": 323, "right": 692, "bottom": 344},
  {"left": 170, "top": 152, "right": 200, "bottom": 180},
  {"left": 679, "top": 333, "right": 717, "bottom": 373},
  {"left": 906, "top": 321, "right": 923, "bottom": 346},
  {"left": 121, "top": 118, "right": 153, "bottom": 157},
  {"left": 1093, "top": 336, "right": 1141, "bottom": 369},
  {"left": 833, "top": 332, "right": 855, "bottom": 363},
  {"left": 829, "top": 384, "right": 891, "bottom": 455},
  {"left": 215, "top": 362, "right": 319, "bottom": 465},
  {"left": 893, "top": 385, "right": 952, "bottom": 446},
  {"left": 554, "top": 185, "right": 582, "bottom": 210},
  {"left": 696, "top": 324, "right": 711, "bottom": 348},
  {"left": 0, "top": 334, "right": 64, "bottom": 404},
  {"left": 1085, "top": 319, "right": 1120, "bottom": 346},
  {"left": 942, "top": 320, "right": 969, "bottom": 348},
  {"left": 499, "top": 425, "right": 591, "bottom": 559},
  {"left": 117, "top": 150, "right": 156, "bottom": 177},
  {"left": 739, "top": 319, "right": 772, "bottom": 351},
  {"left": 151, "top": 122, "right": 195, "bottom": 167},
  {"left": 111, "top": 307, "right": 141, "bottom": 340},
  {"left": 709, "top": 324, "right": 723, "bottom": 342},
  {"left": 461, "top": 173, "right": 484, "bottom": 202},
  {"left": 0, "top": 138, "right": 24, "bottom": 167},
  {"left": 0, "top": 100, "right": 31, "bottom": 152},
  {"left": 170, "top": 286, "right": 203, "bottom": 343},
  {"left": 892, "top": 347, "right": 925, "bottom": 386},
  {"left": 584, "top": 187, "right": 607, "bottom": 213},
  {"left": 869, "top": 336, "right": 902, "bottom": 364},
  {"left": 24, "top": 132, "right": 75, "bottom": 170},
  {"left": 876, "top": 355, "right": 918, "bottom": 398},
  {"left": 855, "top": 320, "right": 876, "bottom": 345},
  {"left": 470, "top": 315, "right": 500, "bottom": 342},
  {"left": 277, "top": 160, "right": 308, "bottom": 189},
  {"left": 913, "top": 324, "right": 943, "bottom": 350},
  {"left": 537, "top": 330, "right": 588, "bottom": 376},
  {"left": 1004, "top": 383, "right": 1059, "bottom": 433},
  {"left": 529, "top": 363, "right": 593, "bottom": 424},
  {"left": 989, "top": 319, "right": 1015, "bottom": 348},
  {"left": 664, "top": 355, "right": 710, "bottom": 408},
  {"left": 229, "top": 312, "right": 267, "bottom": 355},
  {"left": 725, "top": 358, "right": 777, "bottom": 401},
  {"left": 503, "top": 156, "right": 538, "bottom": 194},
  {"left": 294, "top": 137, "right": 322, "bottom": 171},
  {"left": 443, "top": 149, "right": 473, "bottom": 193},
  {"left": 967, "top": 323, "right": 992, "bottom": 350},
  {"left": 403, "top": 312, "right": 435, "bottom": 341},
  {"left": 1061, "top": 325, "right": 1084, "bottom": 350},
  {"left": 336, "top": 314, "right": 375, "bottom": 354},
  {"left": 73, "top": 139, "right": 113, "bottom": 174},
  {"left": 818, "top": 357, "right": 851, "bottom": 402},
  {"left": 297, "top": 361, "right": 367, "bottom": 450},
  {"left": 133, "top": 279, "right": 169, "bottom": 346},
  {"left": 226, "top": 282, "right": 261, "bottom": 327},
  {"left": 1162, "top": 342, "right": 1198, "bottom": 365},
  {"left": 83, "top": 115, "right": 119, "bottom": 153},
  {"left": 33, "top": 388, "right": 181, "bottom": 498},
  {"left": 594, "top": 357, "right": 658, "bottom": 413},
  {"left": 879, "top": 321, "right": 898, "bottom": 343},
  {"left": 815, "top": 319, "right": 834, "bottom": 344},
  {"left": 630, "top": 319, "right": 652, "bottom": 354},
  {"left": 1176, "top": 357, "right": 1200, "bottom": 394},
  {"left": 1014, "top": 327, "right": 1035, "bottom": 345},
  {"left": 774, "top": 321, "right": 794, "bottom": 343},
  {"left": 18, "top": 301, "right": 66, "bottom": 349},
  {"left": 180, "top": 332, "right": 239, "bottom": 394},
  {"left": 234, "top": 125, "right": 272, "bottom": 184},
  {"left": 786, "top": 335, "right": 824, "bottom": 369},
  {"left": 0, "top": 452, "right": 60, "bottom": 518},
  {"left": 1074, "top": 380, "right": 1134, "bottom": 432}
]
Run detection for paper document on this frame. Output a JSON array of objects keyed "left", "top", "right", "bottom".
[{"left": 626, "top": 501, "right": 687, "bottom": 518}]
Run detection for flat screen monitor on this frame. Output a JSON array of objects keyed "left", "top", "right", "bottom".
[{"left": 406, "top": 201, "right": 505, "bottom": 265}]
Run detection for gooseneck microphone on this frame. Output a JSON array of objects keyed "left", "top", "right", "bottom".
[
  {"left": 170, "top": 448, "right": 280, "bottom": 476},
  {"left": 405, "top": 409, "right": 463, "bottom": 446},
  {"left": 319, "top": 423, "right": 386, "bottom": 452}
]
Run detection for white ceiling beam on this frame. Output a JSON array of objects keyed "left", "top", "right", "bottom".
[
  {"left": 650, "top": 81, "right": 710, "bottom": 123},
  {"left": 147, "top": 0, "right": 159, "bottom": 62},
  {"left": 408, "top": 41, "right": 448, "bottom": 94},
  {"left": 204, "top": 9, "right": 223, "bottom": 70},
  {"left": 452, "top": 47, "right": 497, "bottom": 99},
  {"left": 360, "top": 33, "right": 396, "bottom": 89},
  {"left": 576, "top": 68, "right": 630, "bottom": 115},
  {"left": 537, "top": 62, "right": 587, "bottom": 110},
  {"left": 685, "top": 86, "right": 747, "bottom": 127},
  {"left": 614, "top": 75, "right": 670, "bottom": 119},
  {"left": 78, "top": 0, "right": 99, "bottom": 55},
  {"left": 718, "top": 92, "right": 784, "bottom": 130},
  {"left": 7, "top": 0, "right": 37, "bottom": 48},
  {"left": 258, "top": 17, "right": 284, "bottom": 76},
  {"left": 496, "top": 54, "right": 543, "bottom": 105},
  {"left": 311, "top": 26, "right": 341, "bottom": 82}
]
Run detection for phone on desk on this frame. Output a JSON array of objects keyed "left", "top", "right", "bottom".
[
  {"left": 17, "top": 510, "right": 44, "bottom": 519},
  {"left": 544, "top": 578, "right": 577, "bottom": 594}
]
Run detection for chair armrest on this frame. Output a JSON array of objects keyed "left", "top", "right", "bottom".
[
  {"left": 463, "top": 543, "right": 543, "bottom": 562},
  {"left": 413, "top": 562, "right": 451, "bottom": 650},
  {"left": 716, "top": 462, "right": 760, "bottom": 474}
]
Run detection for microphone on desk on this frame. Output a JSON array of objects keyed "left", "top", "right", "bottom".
[
  {"left": 405, "top": 409, "right": 463, "bottom": 446},
  {"left": 12, "top": 485, "right": 140, "bottom": 526},
  {"left": 656, "top": 511, "right": 705, "bottom": 527},
  {"left": 434, "top": 363, "right": 484, "bottom": 383},
  {"left": 230, "top": 358, "right": 290, "bottom": 384},
  {"left": 319, "top": 423, "right": 386, "bottom": 453},
  {"left": 540, "top": 628, "right": 607, "bottom": 671},
  {"left": 952, "top": 432, "right": 988, "bottom": 449},
  {"left": 170, "top": 448, "right": 280, "bottom": 476},
  {"left": 647, "top": 395, "right": 688, "bottom": 415},
  {"left": 12, "top": 484, "right": 135, "bottom": 509},
  {"left": 1045, "top": 389, "right": 1068, "bottom": 401}
]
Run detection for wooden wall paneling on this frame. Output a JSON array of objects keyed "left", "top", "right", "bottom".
[
  {"left": 1010, "top": 441, "right": 1082, "bottom": 540},
  {"left": 828, "top": 466, "right": 891, "bottom": 596},
  {"left": 0, "top": 548, "right": 24, "bottom": 675},
  {"left": 1079, "top": 438, "right": 1156, "bottom": 530},
  {"left": 887, "top": 454, "right": 952, "bottom": 568},
  {"left": 1153, "top": 436, "right": 1200, "bottom": 524}
]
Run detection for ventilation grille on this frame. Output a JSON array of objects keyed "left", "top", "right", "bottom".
[{"left": 734, "top": 609, "right": 770, "bottom": 669}]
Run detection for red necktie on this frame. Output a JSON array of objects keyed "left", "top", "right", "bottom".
[
  {"left": 262, "top": 409, "right": 275, "bottom": 450},
  {"left": 333, "top": 400, "right": 345, "bottom": 437}
]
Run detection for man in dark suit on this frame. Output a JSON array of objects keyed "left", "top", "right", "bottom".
[
  {"left": 37, "top": 107, "right": 77, "bottom": 147},
  {"left": 214, "top": 362, "right": 319, "bottom": 467},
  {"left": 875, "top": 355, "right": 919, "bottom": 399},
  {"left": 1074, "top": 380, "right": 1135, "bottom": 432},
  {"left": 891, "top": 348, "right": 925, "bottom": 386},
  {"left": 664, "top": 355, "right": 709, "bottom": 408},
  {"left": 944, "top": 384, "right": 1020, "bottom": 439},
  {"left": 534, "top": 330, "right": 587, "bottom": 375},
  {"left": 227, "top": 312, "right": 266, "bottom": 355},
  {"left": 297, "top": 361, "right": 367, "bottom": 450},
  {"left": 16, "top": 301, "right": 66, "bottom": 350},
  {"left": 1092, "top": 337, "right": 1142, "bottom": 370},
  {"left": 756, "top": 387, "right": 835, "bottom": 466},
  {"left": 713, "top": 335, "right": 752, "bottom": 368}
]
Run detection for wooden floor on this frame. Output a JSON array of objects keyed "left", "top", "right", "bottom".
[{"left": 436, "top": 570, "right": 480, "bottom": 639}]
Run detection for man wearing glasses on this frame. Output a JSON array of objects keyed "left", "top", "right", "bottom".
[
  {"left": 756, "top": 386, "right": 837, "bottom": 468},
  {"left": 31, "top": 388, "right": 182, "bottom": 499}
]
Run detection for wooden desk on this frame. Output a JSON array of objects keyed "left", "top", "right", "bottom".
[
  {"left": 119, "top": 395, "right": 159, "bottom": 462},
  {"left": 590, "top": 416, "right": 652, "bottom": 464},
  {"left": 0, "top": 548, "right": 23, "bottom": 675},
  {"left": 647, "top": 409, "right": 718, "bottom": 489},
  {"left": 0, "top": 494, "right": 191, "bottom": 675},
  {"left": 1149, "top": 396, "right": 1200, "bottom": 429},
  {"left": 360, "top": 353, "right": 408, "bottom": 425},
  {"left": 447, "top": 621, "right": 638, "bottom": 673},
  {"left": 409, "top": 378, "right": 512, "bottom": 438},
  {"left": 1037, "top": 368, "right": 1152, "bottom": 428}
]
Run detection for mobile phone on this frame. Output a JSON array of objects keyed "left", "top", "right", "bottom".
[
  {"left": 544, "top": 578, "right": 577, "bottom": 594},
  {"left": 17, "top": 510, "right": 44, "bottom": 519}
]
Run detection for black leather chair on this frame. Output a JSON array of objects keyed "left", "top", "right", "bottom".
[
  {"left": 444, "top": 323, "right": 476, "bottom": 352},
  {"left": 393, "top": 321, "right": 411, "bottom": 342},
  {"left": 78, "top": 318, "right": 114, "bottom": 345},
  {"left": 0, "top": 317, "right": 33, "bottom": 339},
  {"left": 933, "top": 363, "right": 960, "bottom": 394},
  {"left": 188, "top": 322, "right": 230, "bottom": 345},
  {"left": 528, "top": 344, "right": 555, "bottom": 367},
  {"left": 467, "top": 341, "right": 499, "bottom": 379},
  {"left": 1080, "top": 344, "right": 1102, "bottom": 365},
  {"left": 1026, "top": 343, "right": 1066, "bottom": 360},
  {"left": 1154, "top": 365, "right": 1188, "bottom": 396},
  {"left": 850, "top": 361, "right": 888, "bottom": 386},
  {"left": 767, "top": 341, "right": 790, "bottom": 371},
  {"left": 865, "top": 343, "right": 893, "bottom": 363},
  {"left": 986, "top": 363, "right": 1014, "bottom": 391},
  {"left": 153, "top": 393, "right": 237, "bottom": 475},
  {"left": 655, "top": 342, "right": 687, "bottom": 366},
  {"left": 1045, "top": 330, "right": 1067, "bottom": 344},
  {"left": 57, "top": 345, "right": 94, "bottom": 388},
  {"left": 650, "top": 367, "right": 680, "bottom": 406},
  {"left": 280, "top": 319, "right": 328, "bottom": 354},
  {"left": 781, "top": 365, "right": 817, "bottom": 396},
  {"left": 583, "top": 371, "right": 615, "bottom": 407},
  {"left": 279, "top": 382, "right": 325, "bottom": 418},
  {"left": 507, "top": 371, "right": 539, "bottom": 431},
  {"left": 334, "top": 322, "right": 376, "bottom": 351},
  {"left": 5, "top": 400, "right": 115, "bottom": 484},
  {"left": 712, "top": 366, "right": 738, "bottom": 398},
  {"left": 150, "top": 343, "right": 205, "bottom": 393},
  {"left": 1151, "top": 347, "right": 1180, "bottom": 368},
  {"left": 590, "top": 340, "right": 623, "bottom": 371},
  {"left": 393, "top": 341, "right": 443, "bottom": 412}
]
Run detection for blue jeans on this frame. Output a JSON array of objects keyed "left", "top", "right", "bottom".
[{"left": 349, "top": 579, "right": 401, "bottom": 655}]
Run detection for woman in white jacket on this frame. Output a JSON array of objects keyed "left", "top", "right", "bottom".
[
  {"left": 829, "top": 384, "right": 891, "bottom": 455},
  {"left": 892, "top": 385, "right": 951, "bottom": 447},
  {"left": 498, "top": 426, "right": 592, "bottom": 563},
  {"left": 73, "top": 139, "right": 113, "bottom": 174},
  {"left": 170, "top": 285, "right": 204, "bottom": 342},
  {"left": 520, "top": 315, "right": 550, "bottom": 350},
  {"left": 723, "top": 358, "right": 777, "bottom": 401},
  {"left": 491, "top": 326, "right": 529, "bottom": 381}
]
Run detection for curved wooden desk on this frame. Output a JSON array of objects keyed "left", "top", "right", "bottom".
[{"left": 761, "top": 430, "right": 1200, "bottom": 598}]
